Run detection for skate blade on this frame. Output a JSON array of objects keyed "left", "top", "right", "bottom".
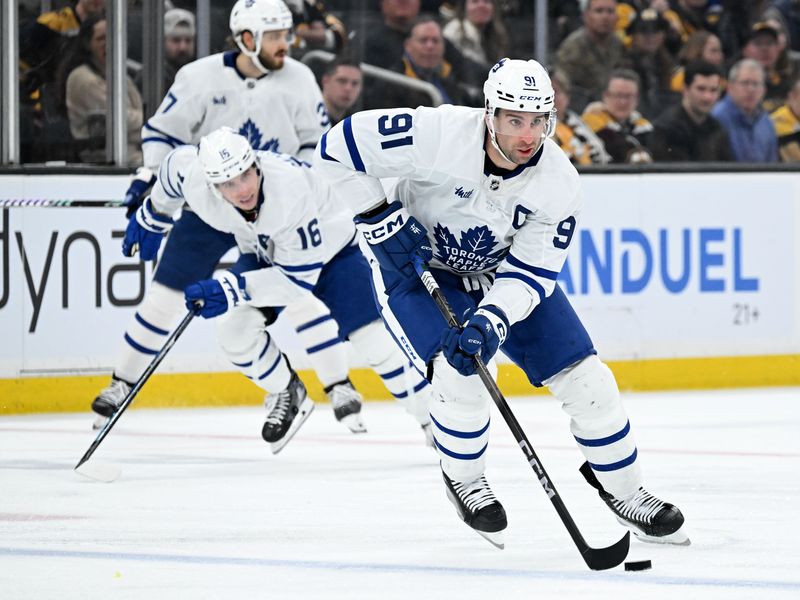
[
  {"left": 632, "top": 527, "right": 691, "bottom": 546},
  {"left": 620, "top": 519, "right": 691, "bottom": 546},
  {"left": 92, "top": 414, "right": 110, "bottom": 430},
  {"left": 338, "top": 413, "right": 367, "bottom": 434},
  {"left": 445, "top": 487, "right": 505, "bottom": 550},
  {"left": 270, "top": 399, "right": 315, "bottom": 455},
  {"left": 75, "top": 461, "right": 121, "bottom": 483},
  {"left": 476, "top": 528, "right": 505, "bottom": 550}
]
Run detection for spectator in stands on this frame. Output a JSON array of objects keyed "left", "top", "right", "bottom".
[
  {"left": 650, "top": 60, "right": 731, "bottom": 161},
  {"left": 765, "top": 0, "right": 800, "bottom": 52},
  {"left": 363, "top": 0, "right": 423, "bottom": 70},
  {"left": 398, "top": 16, "right": 465, "bottom": 105},
  {"left": 661, "top": 0, "right": 723, "bottom": 45},
  {"left": 285, "top": 0, "right": 348, "bottom": 54},
  {"left": 625, "top": 8, "right": 677, "bottom": 119},
  {"left": 711, "top": 58, "right": 779, "bottom": 162},
  {"left": 19, "top": 0, "right": 106, "bottom": 100},
  {"left": 18, "top": 0, "right": 106, "bottom": 162},
  {"left": 670, "top": 30, "right": 725, "bottom": 92},
  {"left": 61, "top": 16, "right": 143, "bottom": 165},
  {"left": 442, "top": 0, "right": 508, "bottom": 68},
  {"left": 741, "top": 21, "right": 798, "bottom": 113},
  {"left": 765, "top": 15, "right": 800, "bottom": 73},
  {"left": 321, "top": 58, "right": 363, "bottom": 125},
  {"left": 582, "top": 68, "right": 654, "bottom": 163},
  {"left": 135, "top": 8, "right": 196, "bottom": 94},
  {"left": 550, "top": 68, "right": 611, "bottom": 165},
  {"left": 362, "top": 0, "right": 484, "bottom": 90},
  {"left": 770, "top": 72, "right": 800, "bottom": 161},
  {"left": 556, "top": 0, "right": 628, "bottom": 113}
]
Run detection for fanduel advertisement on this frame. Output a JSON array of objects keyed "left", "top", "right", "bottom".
[{"left": 0, "top": 172, "right": 798, "bottom": 378}]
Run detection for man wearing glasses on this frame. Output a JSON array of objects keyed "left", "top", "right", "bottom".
[{"left": 711, "top": 58, "right": 779, "bottom": 163}]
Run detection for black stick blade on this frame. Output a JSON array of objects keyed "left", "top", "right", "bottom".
[{"left": 581, "top": 531, "right": 630, "bottom": 571}]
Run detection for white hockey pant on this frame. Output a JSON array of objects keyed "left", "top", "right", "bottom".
[
  {"left": 216, "top": 305, "right": 292, "bottom": 394},
  {"left": 546, "top": 355, "right": 642, "bottom": 499},
  {"left": 281, "top": 295, "right": 348, "bottom": 388},
  {"left": 114, "top": 281, "right": 185, "bottom": 383},
  {"left": 429, "top": 353, "right": 495, "bottom": 483},
  {"left": 348, "top": 320, "right": 433, "bottom": 426}
]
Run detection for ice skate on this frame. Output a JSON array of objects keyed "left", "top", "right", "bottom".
[
  {"left": 580, "top": 462, "right": 690, "bottom": 546},
  {"left": 327, "top": 381, "right": 366, "bottom": 433},
  {"left": 262, "top": 372, "right": 314, "bottom": 454},
  {"left": 91, "top": 377, "right": 131, "bottom": 430},
  {"left": 442, "top": 469, "right": 507, "bottom": 549}
]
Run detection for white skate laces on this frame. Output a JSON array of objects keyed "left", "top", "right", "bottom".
[
  {"left": 449, "top": 476, "right": 499, "bottom": 513},
  {"left": 610, "top": 488, "right": 666, "bottom": 525}
]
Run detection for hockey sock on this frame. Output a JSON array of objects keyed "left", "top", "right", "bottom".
[
  {"left": 114, "top": 282, "right": 185, "bottom": 383},
  {"left": 546, "top": 355, "right": 642, "bottom": 498},
  {"left": 282, "top": 296, "right": 348, "bottom": 388}
]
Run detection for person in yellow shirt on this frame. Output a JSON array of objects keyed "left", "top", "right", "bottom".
[
  {"left": 582, "top": 68, "right": 654, "bottom": 163},
  {"left": 551, "top": 68, "right": 611, "bottom": 165},
  {"left": 770, "top": 74, "right": 800, "bottom": 162}
]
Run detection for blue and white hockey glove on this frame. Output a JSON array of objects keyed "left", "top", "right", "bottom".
[
  {"left": 123, "top": 167, "right": 156, "bottom": 218},
  {"left": 122, "top": 196, "right": 173, "bottom": 260},
  {"left": 441, "top": 306, "right": 509, "bottom": 376},
  {"left": 184, "top": 271, "right": 251, "bottom": 319},
  {"left": 355, "top": 201, "right": 432, "bottom": 278}
]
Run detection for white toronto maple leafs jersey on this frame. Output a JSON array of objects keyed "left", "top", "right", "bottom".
[
  {"left": 313, "top": 105, "right": 582, "bottom": 325},
  {"left": 142, "top": 52, "right": 328, "bottom": 169},
  {"left": 149, "top": 146, "right": 355, "bottom": 307}
]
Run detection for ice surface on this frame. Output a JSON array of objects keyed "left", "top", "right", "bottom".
[{"left": 1, "top": 387, "right": 798, "bottom": 599}]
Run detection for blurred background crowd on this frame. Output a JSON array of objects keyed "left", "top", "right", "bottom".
[{"left": 13, "top": 0, "right": 800, "bottom": 167}]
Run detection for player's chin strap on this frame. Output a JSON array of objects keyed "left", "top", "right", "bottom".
[
  {"left": 485, "top": 107, "right": 558, "bottom": 165},
  {"left": 235, "top": 35, "right": 270, "bottom": 76}
]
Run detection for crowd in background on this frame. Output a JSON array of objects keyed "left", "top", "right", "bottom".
[{"left": 15, "top": 0, "right": 800, "bottom": 166}]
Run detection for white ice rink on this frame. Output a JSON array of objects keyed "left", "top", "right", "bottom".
[{"left": 1, "top": 387, "right": 798, "bottom": 600}]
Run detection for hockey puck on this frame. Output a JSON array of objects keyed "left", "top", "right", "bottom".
[{"left": 624, "top": 560, "right": 652, "bottom": 572}]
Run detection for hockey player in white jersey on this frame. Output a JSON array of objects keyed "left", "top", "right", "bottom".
[
  {"left": 123, "top": 127, "right": 435, "bottom": 452},
  {"left": 314, "top": 58, "right": 688, "bottom": 548},
  {"left": 92, "top": 0, "right": 373, "bottom": 434}
]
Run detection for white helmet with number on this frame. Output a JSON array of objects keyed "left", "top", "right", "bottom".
[
  {"left": 230, "top": 0, "right": 294, "bottom": 73},
  {"left": 198, "top": 127, "right": 258, "bottom": 185},
  {"left": 484, "top": 58, "right": 557, "bottom": 162}
]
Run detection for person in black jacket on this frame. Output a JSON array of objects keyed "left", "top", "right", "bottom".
[{"left": 649, "top": 60, "right": 732, "bottom": 161}]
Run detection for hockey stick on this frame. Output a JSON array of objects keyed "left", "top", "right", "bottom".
[
  {"left": 74, "top": 309, "right": 196, "bottom": 482},
  {"left": 413, "top": 260, "right": 630, "bottom": 571},
  {"left": 0, "top": 199, "right": 126, "bottom": 208}
]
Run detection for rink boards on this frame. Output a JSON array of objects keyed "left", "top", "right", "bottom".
[{"left": 1, "top": 171, "right": 799, "bottom": 413}]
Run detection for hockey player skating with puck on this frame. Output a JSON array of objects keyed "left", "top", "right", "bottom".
[
  {"left": 314, "top": 58, "right": 689, "bottom": 548},
  {"left": 122, "top": 127, "right": 435, "bottom": 452},
  {"left": 90, "top": 0, "right": 389, "bottom": 435}
]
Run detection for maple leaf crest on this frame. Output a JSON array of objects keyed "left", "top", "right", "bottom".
[
  {"left": 432, "top": 223, "right": 508, "bottom": 273},
  {"left": 239, "top": 119, "right": 262, "bottom": 149},
  {"left": 460, "top": 226, "right": 496, "bottom": 254}
]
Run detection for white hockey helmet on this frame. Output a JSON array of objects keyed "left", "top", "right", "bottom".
[
  {"left": 484, "top": 58, "right": 557, "bottom": 162},
  {"left": 230, "top": 0, "right": 294, "bottom": 72},
  {"left": 198, "top": 127, "right": 258, "bottom": 185}
]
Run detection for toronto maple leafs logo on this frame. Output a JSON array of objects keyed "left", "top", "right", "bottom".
[
  {"left": 239, "top": 119, "right": 280, "bottom": 152},
  {"left": 433, "top": 223, "right": 508, "bottom": 273}
]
